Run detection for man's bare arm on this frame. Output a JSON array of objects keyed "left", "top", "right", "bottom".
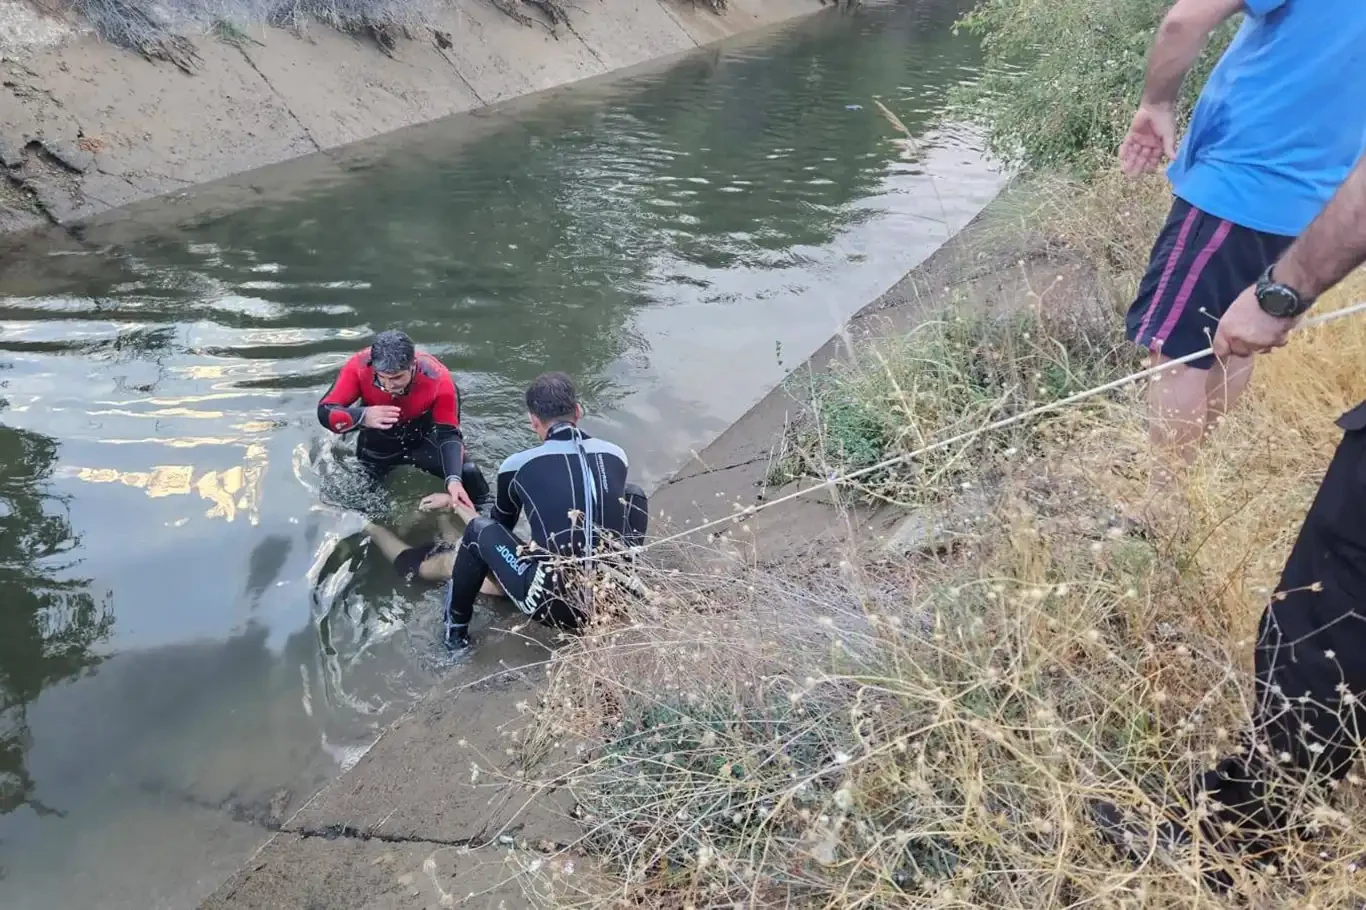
[
  {"left": 1211, "top": 152, "right": 1366, "bottom": 360},
  {"left": 1141, "top": 0, "right": 1245, "bottom": 108},
  {"left": 1274, "top": 155, "right": 1366, "bottom": 302}
]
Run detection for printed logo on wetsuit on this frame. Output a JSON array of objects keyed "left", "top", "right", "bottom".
[
  {"left": 520, "top": 562, "right": 549, "bottom": 617},
  {"left": 494, "top": 543, "right": 528, "bottom": 576}
]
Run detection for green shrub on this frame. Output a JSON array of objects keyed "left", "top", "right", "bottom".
[
  {"left": 776, "top": 303, "right": 1136, "bottom": 504},
  {"left": 951, "top": 0, "right": 1237, "bottom": 175}
]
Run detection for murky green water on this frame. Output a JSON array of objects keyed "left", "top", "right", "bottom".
[{"left": 0, "top": 2, "right": 1002, "bottom": 906}]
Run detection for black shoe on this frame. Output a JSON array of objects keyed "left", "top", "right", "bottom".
[
  {"left": 1114, "top": 515, "right": 1154, "bottom": 542},
  {"left": 443, "top": 622, "right": 471, "bottom": 652},
  {"left": 1090, "top": 799, "right": 1235, "bottom": 893}
]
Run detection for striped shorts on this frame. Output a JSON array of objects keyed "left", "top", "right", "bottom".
[{"left": 1124, "top": 196, "right": 1294, "bottom": 370}]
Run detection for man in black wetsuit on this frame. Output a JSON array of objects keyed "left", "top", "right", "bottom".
[{"left": 440, "top": 371, "right": 649, "bottom": 650}]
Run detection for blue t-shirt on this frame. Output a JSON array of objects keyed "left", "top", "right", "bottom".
[{"left": 1169, "top": 0, "right": 1366, "bottom": 237}]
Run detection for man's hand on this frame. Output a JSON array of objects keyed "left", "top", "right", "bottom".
[
  {"left": 1119, "top": 103, "right": 1178, "bottom": 177},
  {"left": 1213, "top": 284, "right": 1300, "bottom": 359},
  {"left": 419, "top": 492, "right": 452, "bottom": 511},
  {"left": 446, "top": 480, "right": 478, "bottom": 522},
  {"left": 361, "top": 405, "right": 401, "bottom": 430}
]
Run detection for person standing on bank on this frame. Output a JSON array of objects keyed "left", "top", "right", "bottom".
[
  {"left": 317, "top": 329, "right": 491, "bottom": 513},
  {"left": 1096, "top": 152, "right": 1366, "bottom": 881},
  {"left": 439, "top": 372, "right": 649, "bottom": 651},
  {"left": 1118, "top": 0, "right": 1366, "bottom": 518}
]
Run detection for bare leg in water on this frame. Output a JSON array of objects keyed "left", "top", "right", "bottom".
[{"left": 363, "top": 519, "right": 416, "bottom": 565}]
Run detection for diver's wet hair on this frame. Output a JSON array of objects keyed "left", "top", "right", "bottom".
[
  {"left": 370, "top": 329, "right": 415, "bottom": 373},
  {"left": 526, "top": 371, "right": 579, "bottom": 423}
]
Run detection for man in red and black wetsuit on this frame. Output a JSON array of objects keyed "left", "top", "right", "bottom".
[{"left": 317, "top": 329, "right": 490, "bottom": 512}]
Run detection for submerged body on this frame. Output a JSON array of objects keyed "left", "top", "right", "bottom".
[{"left": 362, "top": 511, "right": 503, "bottom": 596}]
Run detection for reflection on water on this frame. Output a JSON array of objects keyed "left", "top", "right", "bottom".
[
  {"left": 0, "top": 415, "right": 114, "bottom": 819},
  {"left": 0, "top": 1, "right": 1004, "bottom": 906}
]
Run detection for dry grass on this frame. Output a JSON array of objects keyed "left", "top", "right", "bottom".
[
  {"left": 64, "top": 0, "right": 579, "bottom": 68},
  {"left": 509, "top": 177, "right": 1366, "bottom": 909}
]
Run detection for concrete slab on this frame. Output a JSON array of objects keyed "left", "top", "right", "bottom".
[
  {"left": 237, "top": 27, "right": 483, "bottom": 150},
  {"left": 200, "top": 831, "right": 575, "bottom": 910},
  {"left": 647, "top": 192, "right": 1039, "bottom": 551},
  {"left": 661, "top": 0, "right": 818, "bottom": 46},
  {"left": 441, "top": 0, "right": 607, "bottom": 102},
  {"left": 281, "top": 664, "right": 581, "bottom": 849},
  {"left": 1, "top": 37, "right": 316, "bottom": 223},
  {"left": 1, "top": 0, "right": 823, "bottom": 236},
  {"left": 551, "top": 0, "right": 698, "bottom": 71}
]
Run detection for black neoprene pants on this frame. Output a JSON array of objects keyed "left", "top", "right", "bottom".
[
  {"left": 356, "top": 429, "right": 490, "bottom": 507},
  {"left": 442, "top": 484, "right": 649, "bottom": 646}
]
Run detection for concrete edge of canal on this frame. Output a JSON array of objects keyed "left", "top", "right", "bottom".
[
  {"left": 0, "top": 0, "right": 827, "bottom": 239},
  {"left": 190, "top": 180, "right": 1131, "bottom": 910}
]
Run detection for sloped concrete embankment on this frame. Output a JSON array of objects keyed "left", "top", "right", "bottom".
[{"left": 0, "top": 0, "right": 821, "bottom": 235}]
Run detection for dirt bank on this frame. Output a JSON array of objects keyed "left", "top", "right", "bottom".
[
  {"left": 193, "top": 185, "right": 1130, "bottom": 909},
  {"left": 0, "top": 0, "right": 821, "bottom": 236}
]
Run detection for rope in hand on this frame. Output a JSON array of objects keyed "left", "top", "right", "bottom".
[{"left": 614, "top": 299, "right": 1366, "bottom": 561}]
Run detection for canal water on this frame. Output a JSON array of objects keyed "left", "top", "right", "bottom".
[{"left": 0, "top": 1, "right": 1003, "bottom": 906}]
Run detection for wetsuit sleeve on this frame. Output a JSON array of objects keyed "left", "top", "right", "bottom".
[
  {"left": 429, "top": 381, "right": 466, "bottom": 484},
  {"left": 317, "top": 359, "right": 366, "bottom": 434},
  {"left": 490, "top": 465, "right": 521, "bottom": 531}
]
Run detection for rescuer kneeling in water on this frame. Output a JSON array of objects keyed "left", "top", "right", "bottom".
[
  {"left": 439, "top": 371, "right": 648, "bottom": 651},
  {"left": 317, "top": 329, "right": 491, "bottom": 513}
]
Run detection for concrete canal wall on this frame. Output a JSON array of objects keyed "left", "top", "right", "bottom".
[{"left": 0, "top": 0, "right": 826, "bottom": 236}]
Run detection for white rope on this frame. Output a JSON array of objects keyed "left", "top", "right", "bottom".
[{"left": 627, "top": 299, "right": 1366, "bottom": 557}]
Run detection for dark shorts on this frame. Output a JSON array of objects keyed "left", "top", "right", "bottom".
[
  {"left": 1125, "top": 196, "right": 1294, "bottom": 370},
  {"left": 393, "top": 540, "right": 454, "bottom": 586}
]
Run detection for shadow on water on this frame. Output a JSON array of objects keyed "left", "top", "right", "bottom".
[{"left": 0, "top": 0, "right": 1005, "bottom": 905}]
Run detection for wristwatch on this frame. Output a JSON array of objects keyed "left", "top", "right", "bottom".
[{"left": 1255, "top": 264, "right": 1312, "bottom": 319}]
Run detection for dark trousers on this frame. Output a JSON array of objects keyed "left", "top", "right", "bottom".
[
  {"left": 442, "top": 484, "right": 649, "bottom": 647},
  {"left": 1198, "top": 423, "right": 1366, "bottom": 842},
  {"left": 356, "top": 428, "right": 490, "bottom": 507}
]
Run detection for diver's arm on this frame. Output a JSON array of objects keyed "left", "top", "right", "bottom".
[
  {"left": 490, "top": 465, "right": 521, "bottom": 532},
  {"left": 429, "top": 383, "right": 467, "bottom": 486},
  {"left": 318, "top": 361, "right": 367, "bottom": 433}
]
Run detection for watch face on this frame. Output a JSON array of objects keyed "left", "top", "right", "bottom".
[{"left": 1259, "top": 285, "right": 1300, "bottom": 318}]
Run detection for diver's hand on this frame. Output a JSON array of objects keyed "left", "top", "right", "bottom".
[
  {"left": 447, "top": 480, "right": 478, "bottom": 521},
  {"left": 362, "top": 405, "right": 401, "bottom": 430},
  {"left": 419, "top": 492, "right": 452, "bottom": 511}
]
